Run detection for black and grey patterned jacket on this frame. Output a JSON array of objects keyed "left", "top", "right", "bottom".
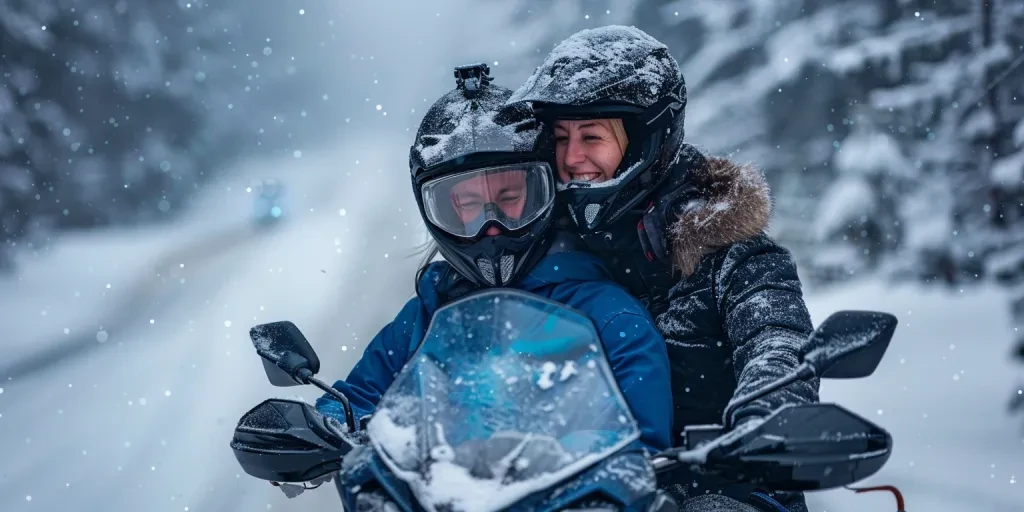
[
  {"left": 581, "top": 146, "right": 817, "bottom": 509},
  {"left": 653, "top": 151, "right": 817, "bottom": 510},
  {"left": 656, "top": 153, "right": 818, "bottom": 436}
]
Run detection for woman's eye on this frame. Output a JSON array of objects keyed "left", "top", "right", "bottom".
[
  {"left": 583, "top": 134, "right": 602, "bottom": 141},
  {"left": 500, "top": 195, "right": 522, "bottom": 203},
  {"left": 554, "top": 136, "right": 568, "bottom": 143}
]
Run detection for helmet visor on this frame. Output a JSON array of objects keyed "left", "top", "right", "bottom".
[{"left": 421, "top": 162, "right": 555, "bottom": 238}]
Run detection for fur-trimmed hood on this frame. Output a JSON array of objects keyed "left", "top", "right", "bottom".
[{"left": 669, "top": 156, "right": 772, "bottom": 277}]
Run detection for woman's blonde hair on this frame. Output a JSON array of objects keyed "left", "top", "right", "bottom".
[{"left": 608, "top": 118, "right": 629, "bottom": 156}]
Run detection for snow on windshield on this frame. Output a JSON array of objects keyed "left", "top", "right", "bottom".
[{"left": 367, "top": 290, "right": 642, "bottom": 512}]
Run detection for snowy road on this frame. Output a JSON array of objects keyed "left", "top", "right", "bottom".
[
  {"left": 0, "top": 223, "right": 277, "bottom": 381},
  {"left": 0, "top": 139, "right": 425, "bottom": 512},
  {"left": 1, "top": 143, "right": 1022, "bottom": 512}
]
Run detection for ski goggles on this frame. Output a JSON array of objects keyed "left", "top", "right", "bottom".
[{"left": 420, "top": 162, "right": 555, "bottom": 238}]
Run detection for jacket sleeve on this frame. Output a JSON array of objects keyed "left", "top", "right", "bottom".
[
  {"left": 315, "top": 297, "right": 422, "bottom": 424},
  {"left": 718, "top": 233, "right": 819, "bottom": 426},
  {"left": 597, "top": 304, "right": 674, "bottom": 453}
]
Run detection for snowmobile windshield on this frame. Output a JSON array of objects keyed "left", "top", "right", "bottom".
[
  {"left": 419, "top": 162, "right": 555, "bottom": 238},
  {"left": 367, "top": 289, "right": 640, "bottom": 512}
]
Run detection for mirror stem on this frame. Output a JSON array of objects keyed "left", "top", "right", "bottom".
[
  {"left": 298, "top": 369, "right": 358, "bottom": 433},
  {"left": 722, "top": 363, "right": 816, "bottom": 431}
]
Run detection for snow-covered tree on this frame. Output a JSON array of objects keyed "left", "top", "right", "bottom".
[
  {"left": 0, "top": 0, "right": 253, "bottom": 269},
  {"left": 808, "top": 113, "right": 914, "bottom": 281}
]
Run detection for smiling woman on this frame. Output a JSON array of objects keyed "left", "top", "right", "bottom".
[
  {"left": 507, "top": 25, "right": 822, "bottom": 512},
  {"left": 553, "top": 119, "right": 629, "bottom": 184}
]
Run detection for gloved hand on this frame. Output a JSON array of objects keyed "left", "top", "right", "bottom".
[{"left": 323, "top": 413, "right": 369, "bottom": 447}]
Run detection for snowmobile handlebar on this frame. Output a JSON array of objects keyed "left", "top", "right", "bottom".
[
  {"left": 234, "top": 308, "right": 899, "bottom": 507},
  {"left": 649, "top": 402, "right": 892, "bottom": 493}
]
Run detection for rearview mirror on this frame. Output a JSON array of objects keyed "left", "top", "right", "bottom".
[
  {"left": 250, "top": 321, "right": 321, "bottom": 387},
  {"left": 803, "top": 311, "right": 897, "bottom": 379},
  {"left": 716, "top": 403, "right": 892, "bottom": 491}
]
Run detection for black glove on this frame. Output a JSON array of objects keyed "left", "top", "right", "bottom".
[{"left": 323, "top": 413, "right": 370, "bottom": 447}]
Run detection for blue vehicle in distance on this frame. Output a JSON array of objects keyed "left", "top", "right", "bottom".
[{"left": 253, "top": 179, "right": 285, "bottom": 227}]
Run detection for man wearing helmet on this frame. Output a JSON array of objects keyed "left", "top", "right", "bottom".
[{"left": 509, "top": 26, "right": 817, "bottom": 512}]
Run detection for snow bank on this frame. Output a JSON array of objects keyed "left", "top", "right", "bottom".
[{"left": 804, "top": 282, "right": 1023, "bottom": 512}]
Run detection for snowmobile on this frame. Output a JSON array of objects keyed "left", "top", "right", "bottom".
[{"left": 230, "top": 289, "right": 898, "bottom": 511}]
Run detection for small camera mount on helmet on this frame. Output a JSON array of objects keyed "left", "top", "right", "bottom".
[{"left": 454, "top": 63, "right": 492, "bottom": 98}]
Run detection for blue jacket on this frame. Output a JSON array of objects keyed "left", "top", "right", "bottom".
[{"left": 316, "top": 250, "right": 673, "bottom": 452}]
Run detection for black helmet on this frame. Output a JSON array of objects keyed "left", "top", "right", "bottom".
[
  {"left": 410, "top": 63, "right": 557, "bottom": 287},
  {"left": 507, "top": 26, "right": 687, "bottom": 232}
]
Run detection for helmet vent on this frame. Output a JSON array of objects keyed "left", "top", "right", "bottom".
[
  {"left": 476, "top": 258, "right": 496, "bottom": 285},
  {"left": 584, "top": 203, "right": 602, "bottom": 226},
  {"left": 500, "top": 255, "right": 515, "bottom": 284}
]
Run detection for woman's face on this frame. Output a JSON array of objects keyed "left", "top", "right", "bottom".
[{"left": 553, "top": 119, "right": 625, "bottom": 184}]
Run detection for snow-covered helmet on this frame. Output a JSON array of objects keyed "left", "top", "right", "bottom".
[
  {"left": 507, "top": 26, "right": 687, "bottom": 232},
  {"left": 410, "top": 64, "right": 557, "bottom": 287}
]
